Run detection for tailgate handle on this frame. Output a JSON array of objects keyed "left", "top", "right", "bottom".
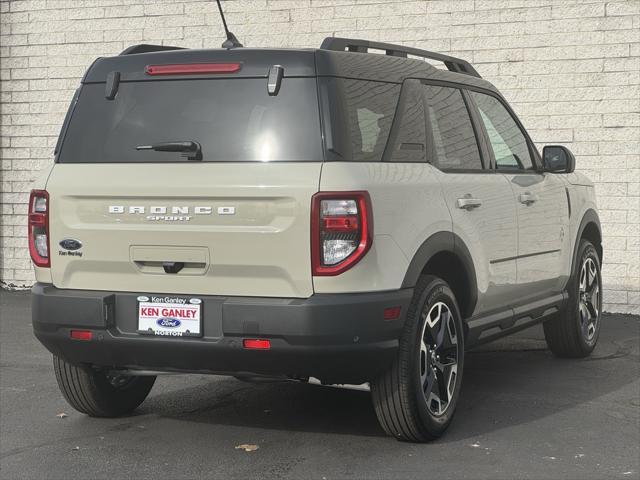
[
  {"left": 130, "top": 246, "right": 209, "bottom": 276},
  {"left": 163, "top": 262, "right": 184, "bottom": 274}
]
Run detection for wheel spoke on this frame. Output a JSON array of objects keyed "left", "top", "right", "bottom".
[
  {"left": 426, "top": 302, "right": 442, "bottom": 329},
  {"left": 579, "top": 264, "right": 587, "bottom": 292},
  {"left": 419, "top": 340, "right": 428, "bottom": 386},
  {"left": 423, "top": 367, "right": 436, "bottom": 399},
  {"left": 436, "top": 308, "right": 449, "bottom": 348},
  {"left": 579, "top": 257, "right": 600, "bottom": 342},
  {"left": 579, "top": 301, "right": 589, "bottom": 324},
  {"left": 580, "top": 300, "right": 596, "bottom": 340},
  {"left": 446, "top": 365, "right": 458, "bottom": 401},
  {"left": 419, "top": 301, "right": 459, "bottom": 417},
  {"left": 591, "top": 285, "right": 599, "bottom": 316},
  {"left": 587, "top": 260, "right": 597, "bottom": 289},
  {"left": 436, "top": 367, "right": 449, "bottom": 406},
  {"left": 427, "top": 391, "right": 443, "bottom": 416}
]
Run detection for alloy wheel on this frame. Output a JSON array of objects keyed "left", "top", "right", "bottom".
[
  {"left": 579, "top": 257, "right": 600, "bottom": 342},
  {"left": 419, "top": 301, "right": 459, "bottom": 416}
]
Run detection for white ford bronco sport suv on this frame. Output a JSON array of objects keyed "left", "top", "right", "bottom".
[{"left": 30, "top": 37, "right": 603, "bottom": 442}]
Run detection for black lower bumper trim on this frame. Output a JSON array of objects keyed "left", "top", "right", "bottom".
[{"left": 32, "top": 283, "right": 413, "bottom": 384}]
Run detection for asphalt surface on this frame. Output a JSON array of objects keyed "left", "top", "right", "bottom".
[{"left": 0, "top": 289, "right": 638, "bottom": 480}]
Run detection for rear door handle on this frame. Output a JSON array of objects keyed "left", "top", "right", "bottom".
[
  {"left": 456, "top": 197, "right": 482, "bottom": 210},
  {"left": 519, "top": 192, "right": 538, "bottom": 205}
]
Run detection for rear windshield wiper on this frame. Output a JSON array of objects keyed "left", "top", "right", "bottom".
[{"left": 136, "top": 141, "right": 202, "bottom": 161}]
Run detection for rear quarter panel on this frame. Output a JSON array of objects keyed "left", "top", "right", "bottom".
[{"left": 315, "top": 162, "right": 451, "bottom": 293}]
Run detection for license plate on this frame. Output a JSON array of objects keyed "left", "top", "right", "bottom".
[{"left": 137, "top": 295, "right": 202, "bottom": 337}]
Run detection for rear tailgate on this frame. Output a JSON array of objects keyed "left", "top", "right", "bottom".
[
  {"left": 47, "top": 49, "right": 323, "bottom": 298},
  {"left": 46, "top": 163, "right": 320, "bottom": 297}
]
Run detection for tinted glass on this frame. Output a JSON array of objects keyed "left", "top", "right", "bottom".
[
  {"left": 423, "top": 86, "right": 482, "bottom": 170},
  {"left": 340, "top": 79, "right": 400, "bottom": 162},
  {"left": 387, "top": 79, "right": 426, "bottom": 163},
  {"left": 58, "top": 78, "right": 323, "bottom": 163},
  {"left": 470, "top": 92, "right": 533, "bottom": 170}
]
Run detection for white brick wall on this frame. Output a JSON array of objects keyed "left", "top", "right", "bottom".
[{"left": 0, "top": 0, "right": 638, "bottom": 314}]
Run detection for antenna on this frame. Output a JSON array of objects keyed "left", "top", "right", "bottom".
[{"left": 215, "top": 0, "right": 243, "bottom": 49}]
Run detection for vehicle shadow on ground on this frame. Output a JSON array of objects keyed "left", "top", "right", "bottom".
[{"left": 140, "top": 315, "right": 639, "bottom": 442}]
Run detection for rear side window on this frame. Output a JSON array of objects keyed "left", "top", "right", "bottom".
[
  {"left": 470, "top": 92, "right": 534, "bottom": 170},
  {"left": 385, "top": 79, "right": 427, "bottom": 163},
  {"left": 320, "top": 78, "right": 400, "bottom": 162},
  {"left": 423, "top": 85, "right": 482, "bottom": 171},
  {"left": 58, "top": 78, "right": 323, "bottom": 163}
]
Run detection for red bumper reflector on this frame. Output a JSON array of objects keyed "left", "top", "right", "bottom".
[
  {"left": 243, "top": 339, "right": 271, "bottom": 350},
  {"left": 383, "top": 306, "right": 402, "bottom": 320},
  {"left": 145, "top": 63, "right": 241, "bottom": 75},
  {"left": 70, "top": 330, "right": 93, "bottom": 341}
]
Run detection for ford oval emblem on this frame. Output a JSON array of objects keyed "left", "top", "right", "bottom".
[
  {"left": 59, "top": 238, "right": 82, "bottom": 251},
  {"left": 157, "top": 318, "right": 181, "bottom": 328}
]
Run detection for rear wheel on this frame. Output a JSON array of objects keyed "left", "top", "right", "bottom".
[
  {"left": 53, "top": 355, "right": 156, "bottom": 417},
  {"left": 370, "top": 275, "right": 464, "bottom": 442},
  {"left": 544, "top": 239, "right": 602, "bottom": 358}
]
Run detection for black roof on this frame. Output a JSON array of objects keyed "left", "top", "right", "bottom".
[{"left": 82, "top": 37, "right": 498, "bottom": 94}]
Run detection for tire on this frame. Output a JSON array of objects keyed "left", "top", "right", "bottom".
[
  {"left": 544, "top": 239, "right": 602, "bottom": 358},
  {"left": 53, "top": 355, "right": 156, "bottom": 417},
  {"left": 370, "top": 275, "right": 465, "bottom": 442}
]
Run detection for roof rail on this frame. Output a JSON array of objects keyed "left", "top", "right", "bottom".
[
  {"left": 320, "top": 37, "right": 481, "bottom": 78},
  {"left": 120, "top": 44, "right": 186, "bottom": 56}
]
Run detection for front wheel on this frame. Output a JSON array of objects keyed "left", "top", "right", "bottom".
[
  {"left": 370, "top": 275, "right": 465, "bottom": 442},
  {"left": 544, "top": 239, "right": 602, "bottom": 358},
  {"left": 53, "top": 356, "right": 156, "bottom": 417}
]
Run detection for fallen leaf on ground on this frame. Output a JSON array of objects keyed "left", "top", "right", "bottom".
[
  {"left": 235, "top": 444, "right": 259, "bottom": 452},
  {"left": 56, "top": 413, "right": 68, "bottom": 419}
]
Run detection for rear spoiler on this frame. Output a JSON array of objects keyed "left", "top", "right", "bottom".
[{"left": 120, "top": 44, "right": 186, "bottom": 55}]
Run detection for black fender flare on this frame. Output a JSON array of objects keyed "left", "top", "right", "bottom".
[
  {"left": 401, "top": 231, "right": 478, "bottom": 317},
  {"left": 570, "top": 208, "right": 602, "bottom": 278}
]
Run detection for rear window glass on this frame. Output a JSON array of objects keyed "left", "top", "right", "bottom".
[{"left": 57, "top": 78, "right": 323, "bottom": 163}]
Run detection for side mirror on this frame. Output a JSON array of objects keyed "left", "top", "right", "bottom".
[{"left": 543, "top": 145, "right": 575, "bottom": 173}]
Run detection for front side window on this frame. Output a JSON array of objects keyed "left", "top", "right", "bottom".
[
  {"left": 423, "top": 85, "right": 483, "bottom": 170},
  {"left": 470, "top": 92, "right": 534, "bottom": 170}
]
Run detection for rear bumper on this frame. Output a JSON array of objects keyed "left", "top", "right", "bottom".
[{"left": 32, "top": 283, "right": 412, "bottom": 384}]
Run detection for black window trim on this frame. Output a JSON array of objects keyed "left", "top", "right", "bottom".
[
  {"left": 381, "top": 78, "right": 426, "bottom": 164},
  {"left": 54, "top": 87, "right": 81, "bottom": 162}
]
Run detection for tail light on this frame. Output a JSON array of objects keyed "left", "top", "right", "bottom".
[
  {"left": 28, "top": 189, "right": 50, "bottom": 268},
  {"left": 311, "top": 191, "right": 372, "bottom": 276}
]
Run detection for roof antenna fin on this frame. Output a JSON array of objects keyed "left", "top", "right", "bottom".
[{"left": 215, "top": 0, "right": 243, "bottom": 49}]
